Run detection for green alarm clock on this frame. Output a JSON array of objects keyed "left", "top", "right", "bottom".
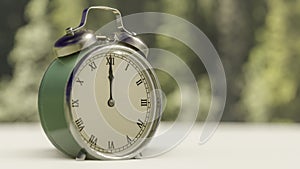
[{"left": 38, "top": 6, "right": 162, "bottom": 160}]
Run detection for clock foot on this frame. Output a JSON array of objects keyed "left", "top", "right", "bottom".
[
  {"left": 134, "top": 152, "right": 143, "bottom": 159},
  {"left": 76, "top": 149, "right": 87, "bottom": 161}
]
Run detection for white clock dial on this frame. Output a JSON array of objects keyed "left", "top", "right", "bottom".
[{"left": 68, "top": 46, "right": 161, "bottom": 158}]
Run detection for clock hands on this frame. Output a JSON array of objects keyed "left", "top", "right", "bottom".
[{"left": 107, "top": 55, "right": 115, "bottom": 107}]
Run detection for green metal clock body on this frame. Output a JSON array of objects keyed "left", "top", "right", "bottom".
[{"left": 38, "top": 52, "right": 83, "bottom": 158}]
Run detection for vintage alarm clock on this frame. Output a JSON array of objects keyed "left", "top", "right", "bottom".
[{"left": 38, "top": 6, "right": 162, "bottom": 160}]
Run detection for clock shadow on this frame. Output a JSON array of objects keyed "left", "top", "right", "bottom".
[
  {"left": 26, "top": 148, "right": 145, "bottom": 161},
  {"left": 25, "top": 148, "right": 70, "bottom": 160}
]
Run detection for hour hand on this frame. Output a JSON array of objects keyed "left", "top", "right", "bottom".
[
  {"left": 107, "top": 56, "right": 115, "bottom": 107},
  {"left": 108, "top": 65, "right": 114, "bottom": 81}
]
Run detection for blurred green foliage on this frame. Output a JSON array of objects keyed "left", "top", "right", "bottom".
[
  {"left": 242, "top": 0, "right": 300, "bottom": 122},
  {"left": 0, "top": 0, "right": 299, "bottom": 122}
]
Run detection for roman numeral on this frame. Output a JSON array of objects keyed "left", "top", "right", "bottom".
[
  {"left": 76, "top": 78, "right": 84, "bottom": 86},
  {"left": 108, "top": 141, "right": 115, "bottom": 149},
  {"left": 71, "top": 99, "right": 79, "bottom": 107},
  {"left": 125, "top": 63, "right": 130, "bottom": 71},
  {"left": 74, "top": 118, "right": 85, "bottom": 132},
  {"left": 88, "top": 135, "right": 97, "bottom": 147},
  {"left": 137, "top": 119, "right": 145, "bottom": 129},
  {"left": 88, "top": 61, "right": 97, "bottom": 71},
  {"left": 106, "top": 56, "right": 114, "bottom": 65},
  {"left": 126, "top": 135, "right": 132, "bottom": 144},
  {"left": 141, "top": 99, "right": 148, "bottom": 107},
  {"left": 136, "top": 79, "right": 143, "bottom": 86}
]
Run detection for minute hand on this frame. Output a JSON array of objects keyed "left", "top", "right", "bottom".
[{"left": 107, "top": 57, "right": 115, "bottom": 107}]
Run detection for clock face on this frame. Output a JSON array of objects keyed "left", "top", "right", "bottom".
[{"left": 67, "top": 46, "right": 161, "bottom": 159}]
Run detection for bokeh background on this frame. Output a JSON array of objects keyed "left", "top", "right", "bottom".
[{"left": 0, "top": 0, "right": 299, "bottom": 123}]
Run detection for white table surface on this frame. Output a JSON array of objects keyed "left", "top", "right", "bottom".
[{"left": 0, "top": 123, "right": 299, "bottom": 169}]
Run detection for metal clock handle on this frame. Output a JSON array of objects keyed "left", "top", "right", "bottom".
[{"left": 65, "top": 6, "right": 133, "bottom": 36}]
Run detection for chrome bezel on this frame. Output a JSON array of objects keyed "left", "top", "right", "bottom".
[{"left": 64, "top": 44, "right": 162, "bottom": 160}]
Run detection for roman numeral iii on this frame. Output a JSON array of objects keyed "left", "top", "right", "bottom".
[{"left": 141, "top": 99, "right": 148, "bottom": 107}]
